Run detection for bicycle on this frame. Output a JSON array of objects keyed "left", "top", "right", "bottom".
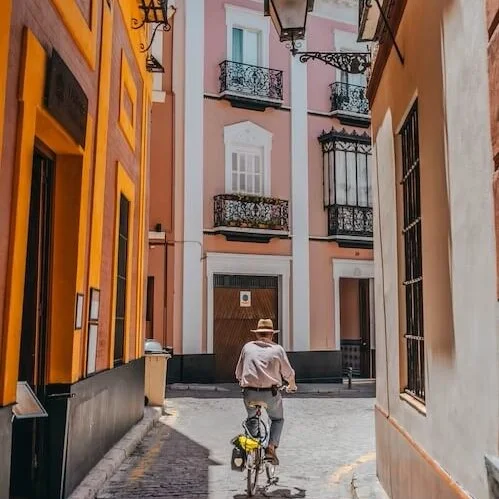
[
  {"left": 243, "top": 399, "right": 279, "bottom": 497},
  {"left": 240, "top": 384, "right": 296, "bottom": 497}
]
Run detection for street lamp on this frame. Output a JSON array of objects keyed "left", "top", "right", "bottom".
[
  {"left": 264, "top": 0, "right": 371, "bottom": 75},
  {"left": 263, "top": 0, "right": 314, "bottom": 43}
]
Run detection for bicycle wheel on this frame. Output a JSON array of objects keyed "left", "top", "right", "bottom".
[{"left": 246, "top": 449, "right": 260, "bottom": 496}]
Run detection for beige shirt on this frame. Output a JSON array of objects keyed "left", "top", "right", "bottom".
[{"left": 235, "top": 340, "right": 295, "bottom": 388}]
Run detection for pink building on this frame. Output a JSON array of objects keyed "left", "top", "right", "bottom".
[{"left": 148, "top": 0, "right": 374, "bottom": 383}]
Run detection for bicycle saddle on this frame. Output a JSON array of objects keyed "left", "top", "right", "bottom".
[{"left": 248, "top": 401, "right": 268, "bottom": 409}]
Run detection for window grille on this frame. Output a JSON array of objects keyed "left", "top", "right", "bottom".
[
  {"left": 400, "top": 101, "right": 425, "bottom": 402},
  {"left": 114, "top": 194, "right": 130, "bottom": 366},
  {"left": 214, "top": 274, "right": 278, "bottom": 289}
]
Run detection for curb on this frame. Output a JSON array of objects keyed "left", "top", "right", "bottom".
[
  {"left": 68, "top": 406, "right": 162, "bottom": 499},
  {"left": 351, "top": 473, "right": 390, "bottom": 499}
]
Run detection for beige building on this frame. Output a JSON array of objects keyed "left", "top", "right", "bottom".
[{"left": 359, "top": 0, "right": 499, "bottom": 497}]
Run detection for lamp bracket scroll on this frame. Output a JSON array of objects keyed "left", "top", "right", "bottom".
[
  {"left": 132, "top": 0, "right": 175, "bottom": 54},
  {"left": 286, "top": 38, "right": 370, "bottom": 75}
]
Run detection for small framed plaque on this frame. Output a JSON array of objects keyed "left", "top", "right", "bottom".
[
  {"left": 89, "top": 288, "right": 100, "bottom": 321},
  {"left": 86, "top": 323, "right": 98, "bottom": 375},
  {"left": 75, "top": 293, "right": 84, "bottom": 330},
  {"left": 12, "top": 382, "right": 48, "bottom": 419},
  {"left": 240, "top": 291, "right": 251, "bottom": 308}
]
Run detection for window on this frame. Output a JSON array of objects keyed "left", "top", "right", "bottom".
[
  {"left": 322, "top": 133, "right": 372, "bottom": 208},
  {"left": 340, "top": 64, "right": 366, "bottom": 88},
  {"left": 225, "top": 5, "right": 270, "bottom": 67},
  {"left": 400, "top": 101, "right": 425, "bottom": 402},
  {"left": 232, "top": 27, "right": 261, "bottom": 65},
  {"left": 231, "top": 146, "right": 264, "bottom": 195},
  {"left": 224, "top": 121, "right": 272, "bottom": 197},
  {"left": 114, "top": 194, "right": 130, "bottom": 366}
]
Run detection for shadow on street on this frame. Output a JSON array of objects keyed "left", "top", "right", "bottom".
[
  {"left": 97, "top": 422, "right": 221, "bottom": 499},
  {"left": 166, "top": 381, "right": 375, "bottom": 400}
]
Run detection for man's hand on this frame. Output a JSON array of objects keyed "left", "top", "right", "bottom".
[{"left": 285, "top": 380, "right": 297, "bottom": 393}]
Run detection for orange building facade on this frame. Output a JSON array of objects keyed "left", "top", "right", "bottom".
[{"left": 0, "top": 0, "right": 153, "bottom": 496}]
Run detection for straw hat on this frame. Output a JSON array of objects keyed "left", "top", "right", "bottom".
[{"left": 251, "top": 318, "right": 279, "bottom": 334}]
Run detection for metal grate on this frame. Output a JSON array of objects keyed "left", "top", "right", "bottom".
[
  {"left": 219, "top": 60, "right": 283, "bottom": 101},
  {"left": 214, "top": 274, "right": 278, "bottom": 289},
  {"left": 319, "top": 128, "right": 373, "bottom": 239},
  {"left": 330, "top": 82, "right": 369, "bottom": 115},
  {"left": 213, "top": 194, "right": 289, "bottom": 231},
  {"left": 400, "top": 101, "right": 425, "bottom": 402}
]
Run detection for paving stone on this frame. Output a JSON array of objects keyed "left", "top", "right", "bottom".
[{"left": 97, "top": 388, "right": 376, "bottom": 498}]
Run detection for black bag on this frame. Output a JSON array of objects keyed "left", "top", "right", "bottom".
[{"left": 230, "top": 436, "right": 246, "bottom": 471}]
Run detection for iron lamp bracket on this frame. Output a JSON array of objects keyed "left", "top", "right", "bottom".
[{"left": 287, "top": 39, "right": 371, "bottom": 74}]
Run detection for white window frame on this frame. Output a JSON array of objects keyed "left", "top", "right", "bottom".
[
  {"left": 225, "top": 4, "right": 270, "bottom": 67},
  {"left": 224, "top": 121, "right": 272, "bottom": 197},
  {"left": 230, "top": 144, "right": 265, "bottom": 195}
]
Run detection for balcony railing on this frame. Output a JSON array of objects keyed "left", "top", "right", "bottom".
[
  {"left": 214, "top": 194, "right": 289, "bottom": 231},
  {"left": 330, "top": 82, "right": 369, "bottom": 115},
  {"left": 328, "top": 204, "right": 373, "bottom": 239},
  {"left": 219, "top": 60, "right": 283, "bottom": 103}
]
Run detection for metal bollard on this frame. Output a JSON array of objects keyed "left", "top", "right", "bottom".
[{"left": 348, "top": 366, "right": 353, "bottom": 389}]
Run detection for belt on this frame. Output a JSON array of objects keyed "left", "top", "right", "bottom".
[{"left": 243, "top": 386, "right": 274, "bottom": 392}]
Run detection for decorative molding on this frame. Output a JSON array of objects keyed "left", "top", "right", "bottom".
[
  {"left": 224, "top": 121, "right": 272, "bottom": 196},
  {"left": 225, "top": 3, "right": 270, "bottom": 67},
  {"left": 206, "top": 252, "right": 291, "bottom": 353},
  {"left": 332, "top": 258, "right": 374, "bottom": 350}
]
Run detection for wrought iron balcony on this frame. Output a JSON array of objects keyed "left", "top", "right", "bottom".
[
  {"left": 219, "top": 61, "right": 283, "bottom": 111},
  {"left": 328, "top": 204, "right": 373, "bottom": 248},
  {"left": 330, "top": 82, "right": 370, "bottom": 127},
  {"left": 213, "top": 194, "right": 289, "bottom": 242}
]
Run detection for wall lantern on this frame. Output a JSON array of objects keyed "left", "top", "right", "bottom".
[
  {"left": 132, "top": 0, "right": 176, "bottom": 53},
  {"left": 264, "top": 0, "right": 371, "bottom": 74},
  {"left": 264, "top": 0, "right": 314, "bottom": 44}
]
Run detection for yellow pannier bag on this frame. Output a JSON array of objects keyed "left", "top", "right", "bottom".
[{"left": 237, "top": 435, "right": 260, "bottom": 452}]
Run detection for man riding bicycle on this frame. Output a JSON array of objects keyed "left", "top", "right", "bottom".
[{"left": 235, "top": 318, "right": 297, "bottom": 465}]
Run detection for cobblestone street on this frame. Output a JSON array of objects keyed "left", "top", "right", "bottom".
[{"left": 97, "top": 385, "right": 376, "bottom": 499}]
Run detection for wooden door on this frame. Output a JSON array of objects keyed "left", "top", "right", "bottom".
[
  {"left": 214, "top": 275, "right": 278, "bottom": 382},
  {"left": 359, "top": 279, "right": 371, "bottom": 378},
  {"left": 11, "top": 150, "right": 54, "bottom": 498}
]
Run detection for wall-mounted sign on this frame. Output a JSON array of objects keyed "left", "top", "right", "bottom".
[
  {"left": 86, "top": 324, "right": 98, "bottom": 375},
  {"left": 89, "top": 288, "right": 100, "bottom": 321},
  {"left": 75, "top": 293, "right": 84, "bottom": 330},
  {"left": 240, "top": 291, "right": 251, "bottom": 307},
  {"left": 45, "top": 50, "right": 88, "bottom": 147}
]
